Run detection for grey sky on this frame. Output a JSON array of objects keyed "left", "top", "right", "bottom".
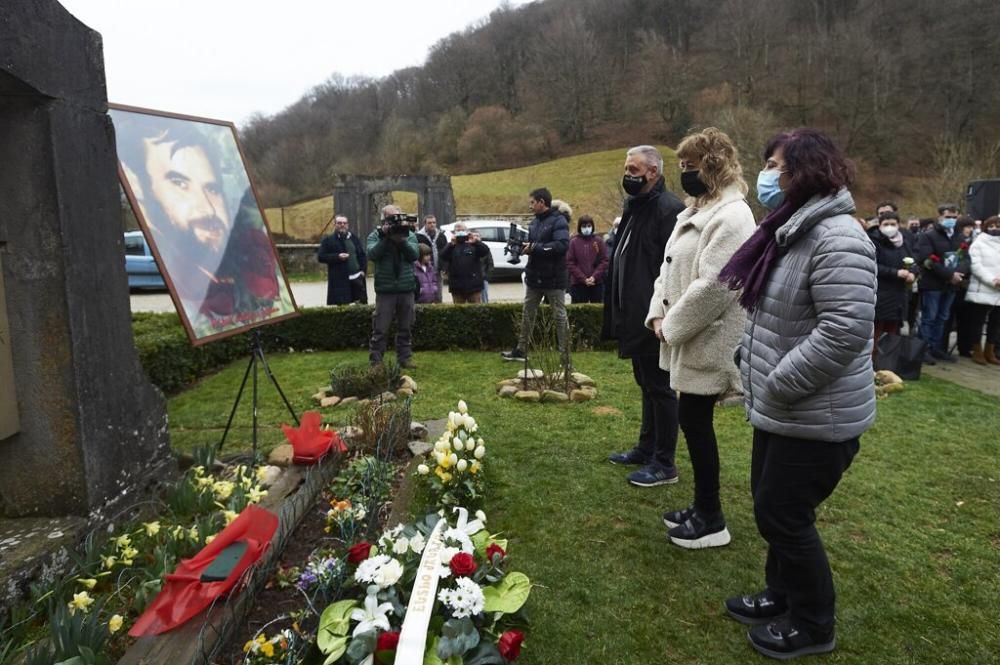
[{"left": 60, "top": 0, "right": 529, "bottom": 125}]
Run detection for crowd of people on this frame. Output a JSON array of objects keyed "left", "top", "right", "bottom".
[
  {"left": 860, "top": 202, "right": 1000, "bottom": 366},
  {"left": 313, "top": 128, "right": 1000, "bottom": 661}
]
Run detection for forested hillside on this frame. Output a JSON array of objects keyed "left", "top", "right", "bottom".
[{"left": 241, "top": 0, "right": 1000, "bottom": 211}]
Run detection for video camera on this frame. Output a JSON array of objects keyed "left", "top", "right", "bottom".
[
  {"left": 382, "top": 212, "right": 418, "bottom": 235},
  {"left": 504, "top": 222, "right": 529, "bottom": 264}
]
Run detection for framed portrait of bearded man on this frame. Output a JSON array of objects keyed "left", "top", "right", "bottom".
[{"left": 110, "top": 105, "right": 298, "bottom": 345}]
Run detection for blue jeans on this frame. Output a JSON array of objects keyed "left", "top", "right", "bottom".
[{"left": 919, "top": 289, "right": 956, "bottom": 353}]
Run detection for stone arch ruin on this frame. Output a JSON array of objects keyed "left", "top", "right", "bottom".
[{"left": 331, "top": 175, "right": 456, "bottom": 238}]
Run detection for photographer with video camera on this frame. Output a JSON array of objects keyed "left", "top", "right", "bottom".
[
  {"left": 367, "top": 205, "right": 420, "bottom": 368},
  {"left": 440, "top": 222, "right": 490, "bottom": 304},
  {"left": 501, "top": 187, "right": 571, "bottom": 368}
]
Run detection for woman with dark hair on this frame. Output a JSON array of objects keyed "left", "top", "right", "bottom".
[
  {"left": 646, "top": 127, "right": 755, "bottom": 549},
  {"left": 869, "top": 210, "right": 917, "bottom": 361},
  {"left": 566, "top": 215, "right": 609, "bottom": 303},
  {"left": 719, "top": 129, "right": 876, "bottom": 661}
]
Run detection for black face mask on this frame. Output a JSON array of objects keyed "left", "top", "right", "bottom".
[
  {"left": 622, "top": 174, "right": 647, "bottom": 196},
  {"left": 987, "top": 229, "right": 1000, "bottom": 236},
  {"left": 680, "top": 170, "right": 709, "bottom": 198}
]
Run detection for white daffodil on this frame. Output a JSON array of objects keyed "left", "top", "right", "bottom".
[
  {"left": 350, "top": 590, "right": 393, "bottom": 637},
  {"left": 474, "top": 445, "right": 486, "bottom": 459},
  {"left": 465, "top": 439, "right": 476, "bottom": 452},
  {"left": 456, "top": 459, "right": 468, "bottom": 473},
  {"left": 458, "top": 400, "right": 468, "bottom": 414},
  {"left": 449, "top": 453, "right": 458, "bottom": 466}
]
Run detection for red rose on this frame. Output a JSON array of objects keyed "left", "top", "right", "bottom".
[
  {"left": 449, "top": 552, "right": 477, "bottom": 577},
  {"left": 497, "top": 630, "right": 525, "bottom": 661},
  {"left": 348, "top": 542, "right": 372, "bottom": 564},
  {"left": 375, "top": 631, "right": 400, "bottom": 663},
  {"left": 486, "top": 543, "right": 506, "bottom": 562},
  {"left": 960, "top": 242, "right": 970, "bottom": 250},
  {"left": 930, "top": 254, "right": 941, "bottom": 263}
]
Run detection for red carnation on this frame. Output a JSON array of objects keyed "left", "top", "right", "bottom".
[
  {"left": 497, "top": 630, "right": 525, "bottom": 661},
  {"left": 375, "top": 631, "right": 400, "bottom": 663},
  {"left": 348, "top": 542, "right": 372, "bottom": 564},
  {"left": 486, "top": 543, "right": 506, "bottom": 562},
  {"left": 449, "top": 552, "right": 477, "bottom": 577}
]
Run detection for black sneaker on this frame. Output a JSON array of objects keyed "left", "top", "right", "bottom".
[
  {"left": 922, "top": 351, "right": 937, "bottom": 366},
  {"left": 747, "top": 617, "right": 836, "bottom": 661},
  {"left": 662, "top": 505, "right": 695, "bottom": 529},
  {"left": 627, "top": 463, "right": 679, "bottom": 487},
  {"left": 501, "top": 348, "right": 527, "bottom": 362},
  {"left": 725, "top": 589, "right": 788, "bottom": 625},
  {"left": 667, "top": 510, "right": 731, "bottom": 549},
  {"left": 608, "top": 447, "right": 649, "bottom": 466}
]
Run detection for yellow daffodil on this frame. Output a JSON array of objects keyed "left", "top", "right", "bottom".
[
  {"left": 248, "top": 487, "right": 267, "bottom": 503},
  {"left": 143, "top": 521, "right": 161, "bottom": 537},
  {"left": 188, "top": 525, "right": 199, "bottom": 541},
  {"left": 196, "top": 476, "right": 215, "bottom": 489},
  {"left": 76, "top": 578, "right": 97, "bottom": 590},
  {"left": 255, "top": 466, "right": 268, "bottom": 483},
  {"left": 114, "top": 534, "right": 131, "bottom": 549},
  {"left": 68, "top": 591, "right": 94, "bottom": 613},
  {"left": 260, "top": 641, "right": 275, "bottom": 658},
  {"left": 470, "top": 461, "right": 481, "bottom": 475},
  {"left": 100, "top": 554, "right": 117, "bottom": 570},
  {"left": 108, "top": 614, "right": 124, "bottom": 634},
  {"left": 439, "top": 454, "right": 452, "bottom": 469},
  {"left": 223, "top": 510, "right": 238, "bottom": 525},
  {"left": 192, "top": 465, "right": 205, "bottom": 477},
  {"left": 205, "top": 534, "right": 217, "bottom": 545},
  {"left": 212, "top": 480, "right": 235, "bottom": 501}
]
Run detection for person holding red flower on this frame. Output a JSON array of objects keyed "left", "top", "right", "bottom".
[{"left": 915, "top": 204, "right": 970, "bottom": 363}]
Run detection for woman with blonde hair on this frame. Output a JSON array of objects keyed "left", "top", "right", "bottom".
[{"left": 646, "top": 127, "right": 756, "bottom": 549}]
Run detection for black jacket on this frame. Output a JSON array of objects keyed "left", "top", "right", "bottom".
[
  {"left": 318, "top": 232, "right": 366, "bottom": 305},
  {"left": 417, "top": 229, "right": 449, "bottom": 268},
  {"left": 869, "top": 228, "right": 917, "bottom": 322},
  {"left": 440, "top": 240, "right": 490, "bottom": 294},
  {"left": 602, "top": 177, "right": 684, "bottom": 358},
  {"left": 524, "top": 208, "right": 570, "bottom": 289},
  {"left": 916, "top": 225, "right": 972, "bottom": 292}
]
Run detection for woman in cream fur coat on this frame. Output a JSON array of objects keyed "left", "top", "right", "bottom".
[{"left": 645, "top": 128, "right": 756, "bottom": 550}]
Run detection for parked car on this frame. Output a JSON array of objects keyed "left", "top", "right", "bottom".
[
  {"left": 124, "top": 231, "right": 166, "bottom": 290},
  {"left": 440, "top": 220, "right": 529, "bottom": 279}
]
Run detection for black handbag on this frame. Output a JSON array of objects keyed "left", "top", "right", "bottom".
[{"left": 874, "top": 333, "right": 926, "bottom": 380}]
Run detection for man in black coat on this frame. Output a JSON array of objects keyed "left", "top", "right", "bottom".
[
  {"left": 603, "top": 146, "right": 685, "bottom": 488},
  {"left": 440, "top": 222, "right": 490, "bottom": 303},
  {"left": 318, "top": 215, "right": 367, "bottom": 305},
  {"left": 916, "top": 204, "right": 971, "bottom": 363},
  {"left": 501, "top": 187, "right": 571, "bottom": 368}
]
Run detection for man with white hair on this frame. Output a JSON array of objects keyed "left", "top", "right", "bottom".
[
  {"left": 604, "top": 145, "right": 686, "bottom": 488},
  {"left": 367, "top": 204, "right": 420, "bottom": 368},
  {"left": 606, "top": 215, "right": 622, "bottom": 252}
]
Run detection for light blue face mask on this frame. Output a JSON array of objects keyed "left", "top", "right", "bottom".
[
  {"left": 757, "top": 169, "right": 785, "bottom": 209},
  {"left": 940, "top": 217, "right": 957, "bottom": 230}
]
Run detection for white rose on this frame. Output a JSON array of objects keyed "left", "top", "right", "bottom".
[
  {"left": 456, "top": 459, "right": 468, "bottom": 472},
  {"left": 474, "top": 446, "right": 486, "bottom": 459},
  {"left": 458, "top": 400, "right": 468, "bottom": 414},
  {"left": 375, "top": 558, "right": 404, "bottom": 588},
  {"left": 393, "top": 538, "right": 410, "bottom": 555},
  {"left": 409, "top": 532, "right": 426, "bottom": 553},
  {"left": 465, "top": 440, "right": 476, "bottom": 451},
  {"left": 417, "top": 464, "right": 430, "bottom": 475}
]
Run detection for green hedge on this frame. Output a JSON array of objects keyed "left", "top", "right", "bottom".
[{"left": 133, "top": 304, "right": 612, "bottom": 394}]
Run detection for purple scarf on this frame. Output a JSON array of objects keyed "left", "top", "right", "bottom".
[{"left": 719, "top": 200, "right": 798, "bottom": 311}]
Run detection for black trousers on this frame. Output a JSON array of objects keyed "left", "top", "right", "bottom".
[
  {"left": 631, "top": 354, "right": 678, "bottom": 468},
  {"left": 970, "top": 303, "right": 1000, "bottom": 346},
  {"left": 569, "top": 282, "right": 604, "bottom": 304},
  {"left": 678, "top": 392, "right": 721, "bottom": 515},
  {"left": 751, "top": 428, "right": 859, "bottom": 636}
]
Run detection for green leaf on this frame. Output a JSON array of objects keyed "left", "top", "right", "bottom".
[
  {"left": 318, "top": 599, "right": 359, "bottom": 652},
  {"left": 463, "top": 641, "right": 506, "bottom": 665},
  {"left": 347, "top": 631, "right": 377, "bottom": 662},
  {"left": 321, "top": 636, "right": 348, "bottom": 665},
  {"left": 482, "top": 572, "right": 531, "bottom": 614}
]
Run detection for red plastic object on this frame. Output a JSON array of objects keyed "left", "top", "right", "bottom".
[
  {"left": 282, "top": 410, "right": 345, "bottom": 464},
  {"left": 128, "top": 505, "right": 279, "bottom": 636}
]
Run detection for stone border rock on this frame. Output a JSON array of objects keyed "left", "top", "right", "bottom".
[
  {"left": 312, "top": 375, "right": 418, "bottom": 410},
  {"left": 496, "top": 370, "right": 598, "bottom": 403}
]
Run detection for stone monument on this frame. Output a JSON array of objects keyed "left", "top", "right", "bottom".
[
  {"left": 0, "top": 0, "right": 170, "bottom": 517},
  {"left": 332, "top": 174, "right": 457, "bottom": 239}
]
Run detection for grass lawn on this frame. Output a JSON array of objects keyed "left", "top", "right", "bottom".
[{"left": 169, "top": 351, "right": 1000, "bottom": 664}]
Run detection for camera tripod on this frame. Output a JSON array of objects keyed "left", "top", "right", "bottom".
[{"left": 216, "top": 329, "right": 299, "bottom": 461}]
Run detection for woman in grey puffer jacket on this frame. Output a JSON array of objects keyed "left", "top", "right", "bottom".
[{"left": 717, "top": 129, "right": 876, "bottom": 662}]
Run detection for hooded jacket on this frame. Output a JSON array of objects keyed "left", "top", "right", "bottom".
[
  {"left": 966, "top": 232, "right": 1000, "bottom": 306},
  {"left": 645, "top": 184, "right": 755, "bottom": 395},
  {"left": 602, "top": 177, "right": 685, "bottom": 358},
  {"left": 738, "top": 188, "right": 877, "bottom": 442}
]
